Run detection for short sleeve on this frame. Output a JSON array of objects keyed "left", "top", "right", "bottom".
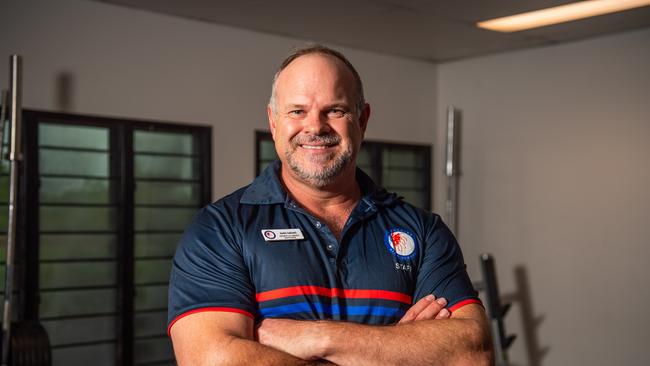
[
  {"left": 167, "top": 206, "right": 255, "bottom": 333},
  {"left": 413, "top": 216, "right": 481, "bottom": 312}
]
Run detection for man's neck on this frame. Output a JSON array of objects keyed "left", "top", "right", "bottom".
[
  {"left": 280, "top": 165, "right": 361, "bottom": 239},
  {"left": 281, "top": 165, "right": 361, "bottom": 210}
]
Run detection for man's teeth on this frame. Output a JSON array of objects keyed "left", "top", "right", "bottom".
[{"left": 302, "top": 145, "right": 328, "bottom": 149}]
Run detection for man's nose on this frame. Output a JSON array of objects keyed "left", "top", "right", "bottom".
[{"left": 303, "top": 112, "right": 331, "bottom": 134}]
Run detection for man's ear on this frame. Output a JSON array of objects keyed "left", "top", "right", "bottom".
[
  {"left": 267, "top": 105, "right": 277, "bottom": 141},
  {"left": 359, "top": 103, "right": 371, "bottom": 134}
]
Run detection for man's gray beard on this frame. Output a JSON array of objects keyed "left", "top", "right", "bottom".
[{"left": 285, "top": 147, "right": 354, "bottom": 188}]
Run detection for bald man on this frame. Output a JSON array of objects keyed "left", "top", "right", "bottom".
[{"left": 168, "top": 45, "right": 493, "bottom": 366}]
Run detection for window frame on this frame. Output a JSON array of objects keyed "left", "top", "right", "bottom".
[{"left": 20, "top": 110, "right": 212, "bottom": 366}]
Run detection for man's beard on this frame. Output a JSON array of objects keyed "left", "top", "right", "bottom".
[{"left": 285, "top": 134, "right": 354, "bottom": 188}]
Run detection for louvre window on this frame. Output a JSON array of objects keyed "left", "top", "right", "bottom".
[
  {"left": 132, "top": 129, "right": 204, "bottom": 365},
  {"left": 11, "top": 111, "right": 212, "bottom": 366},
  {"left": 0, "top": 120, "right": 12, "bottom": 309},
  {"left": 37, "top": 123, "right": 118, "bottom": 365}
]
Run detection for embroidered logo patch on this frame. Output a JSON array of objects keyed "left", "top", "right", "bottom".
[{"left": 384, "top": 228, "right": 417, "bottom": 259}]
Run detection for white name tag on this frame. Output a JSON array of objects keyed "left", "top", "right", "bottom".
[{"left": 261, "top": 228, "right": 304, "bottom": 241}]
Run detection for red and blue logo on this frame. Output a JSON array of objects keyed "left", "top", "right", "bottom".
[{"left": 384, "top": 228, "right": 417, "bottom": 260}]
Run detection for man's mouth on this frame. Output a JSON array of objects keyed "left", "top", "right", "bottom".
[
  {"left": 292, "top": 135, "right": 341, "bottom": 151},
  {"left": 300, "top": 144, "right": 334, "bottom": 150}
]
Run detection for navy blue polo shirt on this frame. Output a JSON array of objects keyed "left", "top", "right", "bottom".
[{"left": 168, "top": 161, "right": 479, "bottom": 333}]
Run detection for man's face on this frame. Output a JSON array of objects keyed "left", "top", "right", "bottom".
[{"left": 268, "top": 54, "right": 369, "bottom": 188}]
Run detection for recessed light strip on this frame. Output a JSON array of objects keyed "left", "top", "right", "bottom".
[{"left": 477, "top": 0, "right": 650, "bottom": 32}]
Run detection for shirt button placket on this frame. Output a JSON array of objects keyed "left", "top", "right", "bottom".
[{"left": 327, "top": 243, "right": 337, "bottom": 267}]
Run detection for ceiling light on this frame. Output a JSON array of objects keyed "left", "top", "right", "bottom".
[{"left": 477, "top": 0, "right": 650, "bottom": 32}]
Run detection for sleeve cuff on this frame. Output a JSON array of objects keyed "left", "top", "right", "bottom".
[
  {"left": 167, "top": 306, "right": 254, "bottom": 336},
  {"left": 448, "top": 298, "right": 483, "bottom": 313}
]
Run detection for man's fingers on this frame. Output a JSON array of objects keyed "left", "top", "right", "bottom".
[
  {"left": 435, "top": 308, "right": 450, "bottom": 319},
  {"left": 414, "top": 297, "right": 447, "bottom": 321},
  {"left": 399, "top": 294, "right": 436, "bottom": 323},
  {"left": 399, "top": 295, "right": 449, "bottom": 323}
]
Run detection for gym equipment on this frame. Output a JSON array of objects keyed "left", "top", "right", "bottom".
[
  {"left": 1, "top": 323, "right": 51, "bottom": 366},
  {"left": 0, "top": 55, "right": 51, "bottom": 366},
  {"left": 474, "top": 254, "right": 516, "bottom": 366}
]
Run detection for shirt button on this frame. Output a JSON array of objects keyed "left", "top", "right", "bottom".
[
  {"left": 326, "top": 244, "right": 334, "bottom": 251},
  {"left": 315, "top": 221, "right": 322, "bottom": 229}
]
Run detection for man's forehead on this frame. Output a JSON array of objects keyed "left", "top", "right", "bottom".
[
  {"left": 275, "top": 54, "right": 356, "bottom": 104},
  {"left": 277, "top": 53, "right": 354, "bottom": 85}
]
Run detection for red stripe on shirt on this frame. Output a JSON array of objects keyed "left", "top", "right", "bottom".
[
  {"left": 167, "top": 307, "right": 253, "bottom": 336},
  {"left": 448, "top": 298, "right": 483, "bottom": 313},
  {"left": 255, "top": 285, "right": 412, "bottom": 304}
]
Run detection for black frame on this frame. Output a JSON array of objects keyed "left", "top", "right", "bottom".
[
  {"left": 254, "top": 130, "right": 432, "bottom": 211},
  {"left": 19, "top": 110, "right": 212, "bottom": 366}
]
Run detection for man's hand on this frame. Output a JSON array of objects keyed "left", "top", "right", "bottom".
[
  {"left": 257, "top": 318, "right": 327, "bottom": 361},
  {"left": 399, "top": 294, "right": 450, "bottom": 323}
]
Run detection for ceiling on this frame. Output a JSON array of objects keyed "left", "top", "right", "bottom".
[{"left": 96, "top": 0, "right": 650, "bottom": 62}]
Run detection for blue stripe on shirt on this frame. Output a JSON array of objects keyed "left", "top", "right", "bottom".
[{"left": 258, "top": 302, "right": 406, "bottom": 318}]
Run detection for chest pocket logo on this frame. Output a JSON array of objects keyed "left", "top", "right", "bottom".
[{"left": 384, "top": 228, "right": 417, "bottom": 260}]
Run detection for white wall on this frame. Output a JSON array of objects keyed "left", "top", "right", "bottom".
[
  {"left": 0, "top": 0, "right": 437, "bottom": 200},
  {"left": 436, "top": 28, "right": 650, "bottom": 366}
]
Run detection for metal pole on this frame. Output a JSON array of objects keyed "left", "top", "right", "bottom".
[
  {"left": 445, "top": 106, "right": 459, "bottom": 233},
  {"left": 2, "top": 54, "right": 23, "bottom": 366}
]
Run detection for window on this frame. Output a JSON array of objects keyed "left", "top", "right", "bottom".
[
  {"left": 37, "top": 122, "right": 118, "bottom": 366},
  {"left": 131, "top": 129, "right": 207, "bottom": 365},
  {"left": 16, "top": 111, "right": 211, "bottom": 366},
  {"left": 255, "top": 131, "right": 431, "bottom": 210}
]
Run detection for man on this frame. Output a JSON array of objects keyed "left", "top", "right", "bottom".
[{"left": 168, "top": 45, "right": 493, "bottom": 365}]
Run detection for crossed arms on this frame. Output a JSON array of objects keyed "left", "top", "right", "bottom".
[{"left": 170, "top": 295, "right": 493, "bottom": 366}]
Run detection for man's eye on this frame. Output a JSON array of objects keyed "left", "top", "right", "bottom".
[
  {"left": 288, "top": 110, "right": 305, "bottom": 117},
  {"left": 327, "top": 109, "right": 346, "bottom": 118}
]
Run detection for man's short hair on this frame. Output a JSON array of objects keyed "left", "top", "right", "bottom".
[{"left": 269, "top": 44, "right": 366, "bottom": 116}]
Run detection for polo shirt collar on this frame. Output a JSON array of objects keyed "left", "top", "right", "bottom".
[{"left": 239, "top": 160, "right": 398, "bottom": 207}]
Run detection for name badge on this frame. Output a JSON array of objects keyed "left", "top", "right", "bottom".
[{"left": 261, "top": 228, "right": 304, "bottom": 241}]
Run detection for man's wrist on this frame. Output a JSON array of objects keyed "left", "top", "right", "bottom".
[
  {"left": 313, "top": 320, "right": 334, "bottom": 360},
  {"left": 313, "top": 319, "right": 368, "bottom": 362}
]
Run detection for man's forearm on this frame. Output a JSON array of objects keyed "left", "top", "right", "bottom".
[
  {"left": 177, "top": 334, "right": 331, "bottom": 366},
  {"left": 318, "top": 316, "right": 492, "bottom": 366},
  {"left": 258, "top": 304, "right": 492, "bottom": 366},
  {"left": 224, "top": 337, "right": 308, "bottom": 366}
]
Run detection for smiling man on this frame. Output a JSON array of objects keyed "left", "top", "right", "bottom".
[{"left": 168, "top": 45, "right": 493, "bottom": 366}]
